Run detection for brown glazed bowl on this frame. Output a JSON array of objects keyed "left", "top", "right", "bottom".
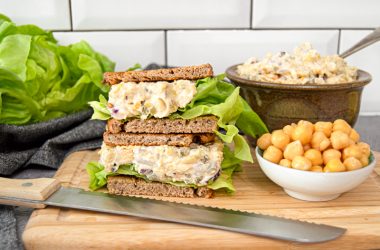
[{"left": 226, "top": 64, "right": 372, "bottom": 131}]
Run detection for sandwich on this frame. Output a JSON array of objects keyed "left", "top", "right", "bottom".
[{"left": 87, "top": 64, "right": 267, "bottom": 198}]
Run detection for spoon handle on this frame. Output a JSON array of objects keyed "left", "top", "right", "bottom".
[{"left": 339, "top": 27, "right": 380, "bottom": 58}]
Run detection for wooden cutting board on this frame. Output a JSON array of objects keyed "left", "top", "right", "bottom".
[{"left": 23, "top": 150, "right": 380, "bottom": 249}]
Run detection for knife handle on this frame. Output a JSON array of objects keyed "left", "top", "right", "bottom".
[{"left": 0, "top": 177, "right": 60, "bottom": 208}]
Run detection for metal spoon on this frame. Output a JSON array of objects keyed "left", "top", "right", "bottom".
[{"left": 340, "top": 27, "right": 380, "bottom": 58}]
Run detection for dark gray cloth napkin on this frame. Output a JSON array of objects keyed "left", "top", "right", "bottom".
[
  {"left": 0, "top": 109, "right": 105, "bottom": 175},
  {"left": 0, "top": 206, "right": 21, "bottom": 250}
]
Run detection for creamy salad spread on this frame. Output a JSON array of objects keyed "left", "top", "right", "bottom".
[
  {"left": 237, "top": 43, "right": 358, "bottom": 84},
  {"left": 107, "top": 80, "right": 197, "bottom": 120},
  {"left": 99, "top": 141, "right": 224, "bottom": 186}
]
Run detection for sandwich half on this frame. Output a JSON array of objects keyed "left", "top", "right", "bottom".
[{"left": 87, "top": 64, "right": 267, "bottom": 198}]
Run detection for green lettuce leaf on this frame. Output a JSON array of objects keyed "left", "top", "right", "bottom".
[
  {"left": 172, "top": 75, "right": 268, "bottom": 162},
  {"left": 86, "top": 161, "right": 114, "bottom": 191},
  {"left": 88, "top": 95, "right": 111, "bottom": 120},
  {"left": 207, "top": 146, "right": 242, "bottom": 192},
  {"left": 86, "top": 146, "right": 242, "bottom": 192},
  {"left": 126, "top": 63, "right": 142, "bottom": 71},
  {"left": 0, "top": 15, "right": 115, "bottom": 125}
]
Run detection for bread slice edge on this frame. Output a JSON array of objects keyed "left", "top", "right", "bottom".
[
  {"left": 107, "top": 175, "right": 214, "bottom": 198},
  {"left": 104, "top": 64, "right": 214, "bottom": 85}
]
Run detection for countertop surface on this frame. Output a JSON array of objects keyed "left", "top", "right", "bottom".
[{"left": 8, "top": 115, "right": 380, "bottom": 249}]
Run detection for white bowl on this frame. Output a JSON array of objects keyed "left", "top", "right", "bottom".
[{"left": 255, "top": 147, "right": 376, "bottom": 201}]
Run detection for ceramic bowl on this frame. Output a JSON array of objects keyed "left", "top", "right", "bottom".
[
  {"left": 255, "top": 147, "right": 376, "bottom": 201},
  {"left": 226, "top": 65, "right": 372, "bottom": 131}
]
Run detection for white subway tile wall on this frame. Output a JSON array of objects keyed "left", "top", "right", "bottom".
[
  {"left": 54, "top": 32, "right": 165, "bottom": 71},
  {"left": 0, "top": 0, "right": 71, "bottom": 30},
  {"left": 340, "top": 30, "right": 380, "bottom": 114},
  {"left": 1, "top": 0, "right": 379, "bottom": 114},
  {"left": 167, "top": 30, "right": 339, "bottom": 73},
  {"left": 253, "top": 0, "right": 380, "bottom": 28},
  {"left": 71, "top": 0, "right": 251, "bottom": 30}
]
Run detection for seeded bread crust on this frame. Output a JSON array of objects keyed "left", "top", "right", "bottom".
[
  {"left": 107, "top": 116, "right": 218, "bottom": 134},
  {"left": 103, "top": 64, "right": 213, "bottom": 85},
  {"left": 107, "top": 176, "right": 214, "bottom": 198},
  {"left": 103, "top": 132, "right": 215, "bottom": 147}
]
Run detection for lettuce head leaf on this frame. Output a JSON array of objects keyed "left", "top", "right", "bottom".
[{"left": 0, "top": 14, "right": 115, "bottom": 125}]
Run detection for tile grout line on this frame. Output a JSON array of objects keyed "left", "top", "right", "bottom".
[
  {"left": 49, "top": 27, "right": 373, "bottom": 33},
  {"left": 68, "top": 0, "right": 73, "bottom": 31},
  {"left": 250, "top": 0, "right": 254, "bottom": 29},
  {"left": 164, "top": 30, "right": 168, "bottom": 66}
]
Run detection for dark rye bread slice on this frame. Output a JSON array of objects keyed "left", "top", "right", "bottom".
[
  {"left": 107, "top": 116, "right": 218, "bottom": 134},
  {"left": 107, "top": 176, "right": 214, "bottom": 198},
  {"left": 103, "top": 64, "right": 213, "bottom": 85},
  {"left": 103, "top": 132, "right": 215, "bottom": 147}
]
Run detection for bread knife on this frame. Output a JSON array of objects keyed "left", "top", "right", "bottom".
[{"left": 0, "top": 177, "right": 346, "bottom": 243}]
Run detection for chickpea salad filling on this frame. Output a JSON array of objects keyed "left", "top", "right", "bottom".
[
  {"left": 107, "top": 80, "right": 197, "bottom": 120},
  {"left": 237, "top": 43, "right": 358, "bottom": 84},
  {"left": 99, "top": 141, "right": 224, "bottom": 186},
  {"left": 87, "top": 144, "right": 244, "bottom": 192}
]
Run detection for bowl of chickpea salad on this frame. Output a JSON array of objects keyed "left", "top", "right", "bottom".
[
  {"left": 225, "top": 43, "right": 372, "bottom": 131},
  {"left": 255, "top": 119, "right": 376, "bottom": 201}
]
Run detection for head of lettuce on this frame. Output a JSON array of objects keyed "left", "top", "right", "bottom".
[{"left": 0, "top": 14, "right": 115, "bottom": 125}]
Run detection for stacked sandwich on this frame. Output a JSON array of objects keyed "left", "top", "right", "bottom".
[{"left": 87, "top": 64, "right": 267, "bottom": 198}]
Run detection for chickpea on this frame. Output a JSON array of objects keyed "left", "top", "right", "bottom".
[
  {"left": 283, "top": 125, "right": 295, "bottom": 137},
  {"left": 271, "top": 130, "right": 290, "bottom": 151},
  {"left": 359, "top": 155, "right": 369, "bottom": 167},
  {"left": 314, "top": 121, "right": 333, "bottom": 137},
  {"left": 324, "top": 159, "right": 346, "bottom": 172},
  {"left": 292, "top": 124, "right": 313, "bottom": 145},
  {"left": 298, "top": 120, "right": 315, "bottom": 132},
  {"left": 311, "top": 131, "right": 331, "bottom": 151},
  {"left": 311, "top": 166, "right": 323, "bottom": 172},
  {"left": 292, "top": 156, "right": 312, "bottom": 171},
  {"left": 303, "top": 144, "right": 311, "bottom": 151},
  {"left": 320, "top": 140, "right": 331, "bottom": 151},
  {"left": 304, "top": 149, "right": 323, "bottom": 166},
  {"left": 342, "top": 145, "right": 363, "bottom": 160},
  {"left": 357, "top": 142, "right": 371, "bottom": 157},
  {"left": 344, "top": 157, "right": 363, "bottom": 171},
  {"left": 330, "top": 131, "right": 350, "bottom": 150},
  {"left": 263, "top": 146, "right": 283, "bottom": 164},
  {"left": 279, "top": 159, "right": 292, "bottom": 168},
  {"left": 348, "top": 139, "right": 355, "bottom": 146},
  {"left": 257, "top": 133, "right": 272, "bottom": 150},
  {"left": 323, "top": 149, "right": 342, "bottom": 165},
  {"left": 333, "top": 119, "right": 352, "bottom": 135},
  {"left": 349, "top": 129, "right": 360, "bottom": 142},
  {"left": 284, "top": 140, "right": 304, "bottom": 161}
]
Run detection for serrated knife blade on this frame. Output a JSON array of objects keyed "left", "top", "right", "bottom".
[{"left": 4, "top": 186, "right": 345, "bottom": 243}]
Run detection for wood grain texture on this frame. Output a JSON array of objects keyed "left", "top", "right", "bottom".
[
  {"left": 0, "top": 198, "right": 46, "bottom": 209},
  {"left": 0, "top": 177, "right": 60, "bottom": 208},
  {"left": 23, "top": 150, "right": 380, "bottom": 249}
]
